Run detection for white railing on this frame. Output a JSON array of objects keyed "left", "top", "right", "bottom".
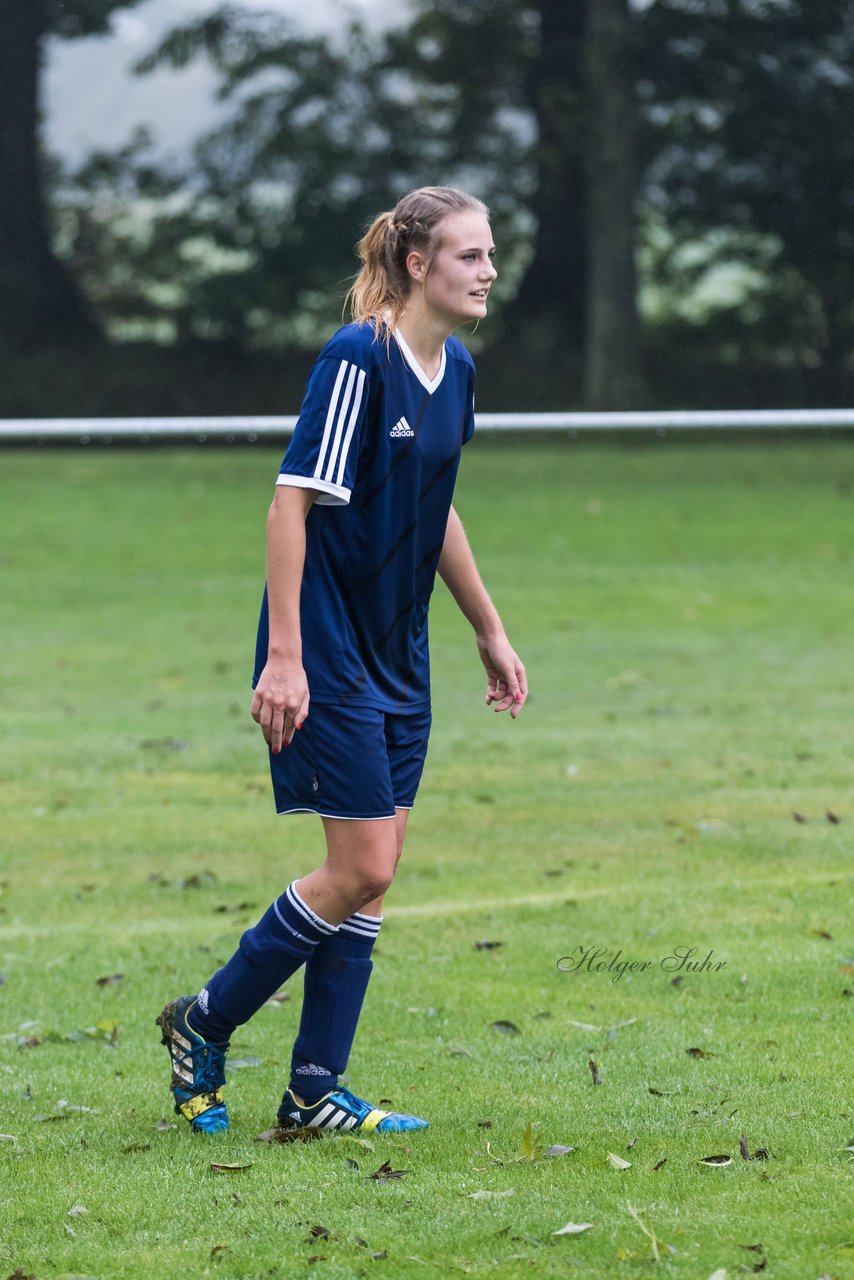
[{"left": 1, "top": 409, "right": 854, "bottom": 444}]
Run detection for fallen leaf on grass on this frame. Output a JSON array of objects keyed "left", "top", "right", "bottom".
[
  {"left": 810, "top": 929, "right": 832, "bottom": 940},
  {"left": 210, "top": 1160, "right": 253, "bottom": 1173},
  {"left": 686, "top": 1046, "right": 718, "bottom": 1058},
  {"left": 699, "top": 1155, "right": 732, "bottom": 1166},
  {"left": 475, "top": 940, "right": 503, "bottom": 950},
  {"left": 490, "top": 1020, "right": 520, "bottom": 1035},
  {"left": 266, "top": 990, "right": 290, "bottom": 1005},
  {"left": 607, "top": 1152, "right": 631, "bottom": 1170},
  {"left": 653, "top": 1158, "right": 667, "bottom": 1171},
  {"left": 553, "top": 1221, "right": 593, "bottom": 1235},
  {"left": 34, "top": 1102, "right": 95, "bottom": 1122},
  {"left": 255, "top": 1127, "right": 321, "bottom": 1144},
  {"left": 588, "top": 1059, "right": 600, "bottom": 1085},
  {"left": 518, "top": 1121, "right": 541, "bottom": 1162},
  {"left": 0, "top": 1135, "right": 19, "bottom": 1144},
  {"left": 334, "top": 1134, "right": 374, "bottom": 1150},
  {"left": 155, "top": 1119, "right": 177, "bottom": 1132},
  {"left": 6, "top": 1269, "right": 36, "bottom": 1279},
  {"left": 648, "top": 1087, "right": 669, "bottom": 1097},
  {"left": 468, "top": 1189, "right": 515, "bottom": 1200},
  {"left": 306, "top": 1224, "right": 332, "bottom": 1240},
  {"left": 229, "top": 1056, "right": 264, "bottom": 1070},
  {"left": 46, "top": 1020, "right": 120, "bottom": 1047},
  {"left": 545, "top": 1144, "right": 577, "bottom": 1157},
  {"left": 95, "top": 974, "right": 123, "bottom": 988},
  {"left": 447, "top": 1044, "right": 471, "bottom": 1057},
  {"left": 122, "top": 1142, "right": 151, "bottom": 1154},
  {"left": 367, "top": 1160, "right": 407, "bottom": 1181},
  {"left": 826, "top": 810, "right": 841, "bottom": 824},
  {"left": 210, "top": 1245, "right": 230, "bottom": 1259}
]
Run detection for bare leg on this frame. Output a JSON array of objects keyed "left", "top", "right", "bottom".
[
  {"left": 295, "top": 809, "right": 408, "bottom": 925},
  {"left": 359, "top": 807, "right": 409, "bottom": 916}
]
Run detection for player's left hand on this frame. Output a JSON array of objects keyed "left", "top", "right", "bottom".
[{"left": 477, "top": 633, "right": 528, "bottom": 719}]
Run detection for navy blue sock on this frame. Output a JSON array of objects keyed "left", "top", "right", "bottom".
[
  {"left": 191, "top": 882, "right": 339, "bottom": 1044},
  {"left": 288, "top": 911, "right": 381, "bottom": 1104}
]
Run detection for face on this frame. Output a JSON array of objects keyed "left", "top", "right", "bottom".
[{"left": 407, "top": 211, "right": 497, "bottom": 328}]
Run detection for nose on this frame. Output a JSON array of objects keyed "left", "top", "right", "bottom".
[{"left": 483, "top": 260, "right": 497, "bottom": 281}]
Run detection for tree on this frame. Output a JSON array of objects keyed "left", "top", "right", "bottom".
[
  {"left": 52, "top": 2, "right": 646, "bottom": 405},
  {"left": 638, "top": 0, "right": 854, "bottom": 400},
  {"left": 582, "top": 0, "right": 644, "bottom": 407},
  {"left": 378, "top": 0, "right": 645, "bottom": 406},
  {"left": 0, "top": 0, "right": 145, "bottom": 353}
]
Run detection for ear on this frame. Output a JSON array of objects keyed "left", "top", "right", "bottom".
[{"left": 406, "top": 249, "right": 427, "bottom": 283}]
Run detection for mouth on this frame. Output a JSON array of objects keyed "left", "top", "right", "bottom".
[{"left": 469, "top": 289, "right": 490, "bottom": 300}]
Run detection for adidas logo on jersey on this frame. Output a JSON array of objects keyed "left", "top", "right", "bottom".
[{"left": 389, "top": 416, "right": 414, "bottom": 438}]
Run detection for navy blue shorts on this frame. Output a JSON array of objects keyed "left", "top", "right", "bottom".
[{"left": 268, "top": 702, "right": 432, "bottom": 820}]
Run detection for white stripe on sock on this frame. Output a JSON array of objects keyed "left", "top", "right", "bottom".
[
  {"left": 285, "top": 882, "right": 338, "bottom": 935},
  {"left": 339, "top": 921, "right": 382, "bottom": 939},
  {"left": 271, "top": 897, "right": 317, "bottom": 948}
]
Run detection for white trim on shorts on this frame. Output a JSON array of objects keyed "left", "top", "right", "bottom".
[{"left": 276, "top": 805, "right": 412, "bottom": 819}]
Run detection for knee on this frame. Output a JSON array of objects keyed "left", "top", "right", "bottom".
[{"left": 350, "top": 864, "right": 395, "bottom": 908}]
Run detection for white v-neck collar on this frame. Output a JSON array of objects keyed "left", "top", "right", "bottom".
[{"left": 393, "top": 328, "right": 447, "bottom": 395}]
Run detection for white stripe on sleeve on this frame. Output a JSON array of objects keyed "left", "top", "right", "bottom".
[
  {"left": 334, "top": 368, "right": 366, "bottom": 488},
  {"left": 314, "top": 360, "right": 349, "bottom": 480},
  {"left": 323, "top": 364, "right": 357, "bottom": 484}
]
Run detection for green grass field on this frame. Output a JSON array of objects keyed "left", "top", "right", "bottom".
[{"left": 1, "top": 438, "right": 853, "bottom": 1280}]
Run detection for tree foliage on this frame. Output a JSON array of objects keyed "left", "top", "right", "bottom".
[
  {"left": 40, "top": 0, "right": 854, "bottom": 403},
  {"left": 637, "top": 0, "right": 854, "bottom": 395}
]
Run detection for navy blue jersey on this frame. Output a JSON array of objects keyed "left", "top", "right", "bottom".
[{"left": 254, "top": 322, "right": 475, "bottom": 711}]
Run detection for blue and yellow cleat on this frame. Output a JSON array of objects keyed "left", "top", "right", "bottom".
[
  {"left": 156, "top": 995, "right": 229, "bottom": 1134},
  {"left": 276, "top": 1085, "right": 429, "bottom": 1134}
]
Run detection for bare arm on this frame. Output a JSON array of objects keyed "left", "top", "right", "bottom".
[
  {"left": 250, "top": 485, "right": 316, "bottom": 752},
  {"left": 437, "top": 505, "right": 528, "bottom": 718}
]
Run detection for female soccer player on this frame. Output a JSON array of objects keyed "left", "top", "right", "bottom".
[{"left": 158, "top": 186, "right": 527, "bottom": 1135}]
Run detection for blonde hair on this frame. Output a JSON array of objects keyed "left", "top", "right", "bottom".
[{"left": 345, "top": 186, "right": 490, "bottom": 339}]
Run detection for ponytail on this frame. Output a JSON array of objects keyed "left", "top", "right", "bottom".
[{"left": 344, "top": 186, "right": 489, "bottom": 342}]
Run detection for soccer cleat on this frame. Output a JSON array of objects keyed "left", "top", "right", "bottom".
[
  {"left": 156, "top": 995, "right": 230, "bottom": 1134},
  {"left": 276, "top": 1085, "right": 429, "bottom": 1134}
]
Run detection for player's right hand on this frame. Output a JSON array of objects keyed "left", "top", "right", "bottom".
[{"left": 251, "top": 660, "right": 310, "bottom": 753}]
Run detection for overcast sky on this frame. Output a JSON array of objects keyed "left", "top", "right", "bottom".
[{"left": 45, "top": 0, "right": 402, "bottom": 162}]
